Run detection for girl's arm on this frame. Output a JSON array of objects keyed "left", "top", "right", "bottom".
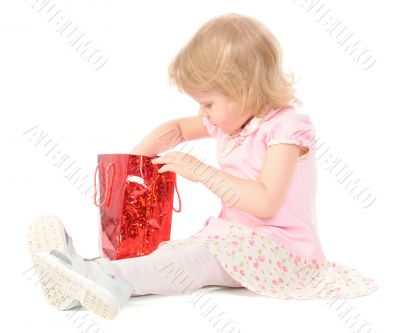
[
  {"left": 197, "top": 144, "right": 303, "bottom": 218},
  {"left": 130, "top": 116, "right": 211, "bottom": 156},
  {"left": 130, "top": 120, "right": 184, "bottom": 156}
]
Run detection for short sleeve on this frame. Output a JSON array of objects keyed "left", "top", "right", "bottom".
[
  {"left": 263, "top": 112, "right": 316, "bottom": 158},
  {"left": 201, "top": 116, "right": 219, "bottom": 138}
]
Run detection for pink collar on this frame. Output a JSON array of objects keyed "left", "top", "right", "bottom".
[{"left": 228, "top": 105, "right": 292, "bottom": 138}]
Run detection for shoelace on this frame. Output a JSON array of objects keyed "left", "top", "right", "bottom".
[{"left": 57, "top": 232, "right": 135, "bottom": 296}]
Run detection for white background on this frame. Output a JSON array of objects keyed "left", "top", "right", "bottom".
[{"left": 1, "top": 0, "right": 399, "bottom": 332}]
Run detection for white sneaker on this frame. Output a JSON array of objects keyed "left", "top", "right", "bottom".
[
  {"left": 37, "top": 249, "right": 135, "bottom": 320},
  {"left": 27, "top": 214, "right": 81, "bottom": 310}
]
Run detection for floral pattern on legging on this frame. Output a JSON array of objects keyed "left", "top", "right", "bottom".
[{"left": 157, "top": 223, "right": 378, "bottom": 300}]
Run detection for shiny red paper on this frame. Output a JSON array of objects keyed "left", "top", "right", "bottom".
[{"left": 94, "top": 154, "right": 181, "bottom": 260}]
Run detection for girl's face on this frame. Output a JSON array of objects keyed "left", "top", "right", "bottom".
[{"left": 188, "top": 90, "right": 253, "bottom": 136}]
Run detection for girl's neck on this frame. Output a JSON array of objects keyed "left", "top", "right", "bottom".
[{"left": 229, "top": 115, "right": 255, "bottom": 137}]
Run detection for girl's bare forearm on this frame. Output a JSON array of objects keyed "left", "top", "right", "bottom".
[{"left": 129, "top": 120, "right": 184, "bottom": 157}]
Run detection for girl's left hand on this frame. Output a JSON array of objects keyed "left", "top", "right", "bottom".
[{"left": 151, "top": 151, "right": 207, "bottom": 183}]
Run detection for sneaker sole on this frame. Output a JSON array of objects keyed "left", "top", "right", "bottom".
[
  {"left": 27, "top": 215, "right": 80, "bottom": 310},
  {"left": 38, "top": 252, "right": 120, "bottom": 320}
]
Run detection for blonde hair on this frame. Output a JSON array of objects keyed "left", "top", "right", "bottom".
[{"left": 167, "top": 13, "right": 298, "bottom": 117}]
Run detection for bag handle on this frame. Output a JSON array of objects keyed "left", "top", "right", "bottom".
[
  {"left": 94, "top": 157, "right": 181, "bottom": 211},
  {"left": 172, "top": 177, "right": 182, "bottom": 213},
  {"left": 94, "top": 161, "right": 116, "bottom": 207},
  {"left": 149, "top": 163, "right": 182, "bottom": 213}
]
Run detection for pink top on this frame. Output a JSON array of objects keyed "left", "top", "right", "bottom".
[{"left": 200, "top": 103, "right": 326, "bottom": 261}]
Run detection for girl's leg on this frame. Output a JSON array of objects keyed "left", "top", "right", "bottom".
[
  {"left": 87, "top": 242, "right": 243, "bottom": 296},
  {"left": 37, "top": 241, "right": 243, "bottom": 320}
]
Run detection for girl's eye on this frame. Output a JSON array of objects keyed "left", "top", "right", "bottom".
[{"left": 205, "top": 104, "right": 212, "bottom": 108}]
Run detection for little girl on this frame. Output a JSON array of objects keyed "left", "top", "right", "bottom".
[{"left": 27, "top": 13, "right": 378, "bottom": 320}]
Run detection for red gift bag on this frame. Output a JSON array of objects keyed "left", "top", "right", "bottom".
[{"left": 93, "top": 154, "right": 182, "bottom": 260}]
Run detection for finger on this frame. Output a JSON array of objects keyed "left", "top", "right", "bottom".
[
  {"left": 152, "top": 156, "right": 170, "bottom": 164},
  {"left": 168, "top": 151, "right": 191, "bottom": 163},
  {"left": 158, "top": 164, "right": 174, "bottom": 173},
  {"left": 163, "top": 152, "right": 179, "bottom": 162}
]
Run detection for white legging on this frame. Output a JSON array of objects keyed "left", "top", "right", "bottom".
[{"left": 86, "top": 242, "right": 243, "bottom": 296}]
